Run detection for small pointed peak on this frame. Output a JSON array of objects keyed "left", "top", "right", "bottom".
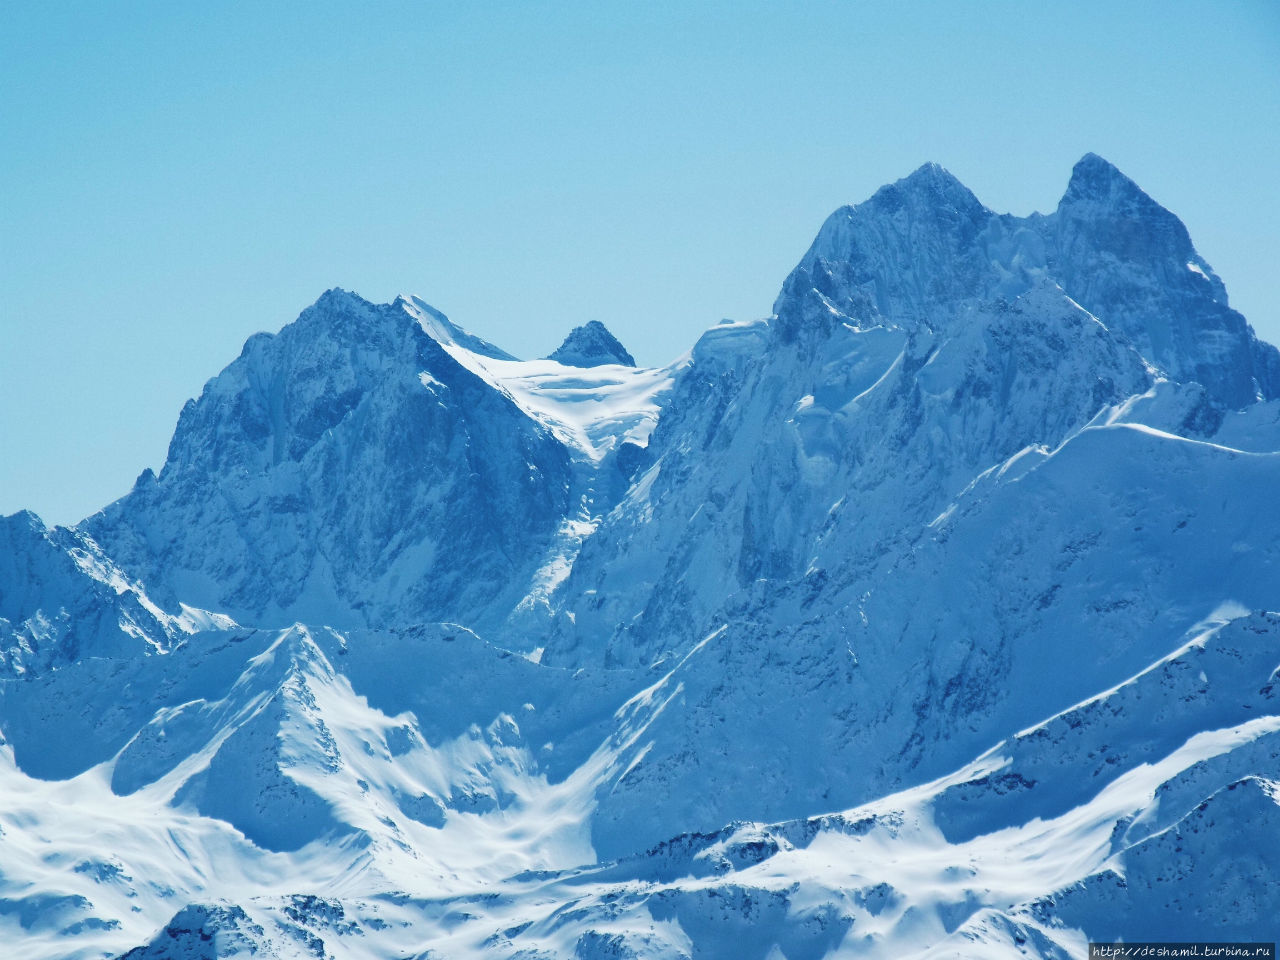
[
  {"left": 547, "top": 320, "right": 636, "bottom": 368},
  {"left": 902, "top": 161, "right": 956, "bottom": 187},
  {"left": 1076, "top": 152, "right": 1118, "bottom": 173},
  {"left": 1056, "top": 153, "right": 1197, "bottom": 258},
  {"left": 846, "top": 161, "right": 988, "bottom": 227},
  {"left": 893, "top": 162, "right": 983, "bottom": 207},
  {"left": 799, "top": 162, "right": 990, "bottom": 279},
  {"left": 268, "top": 288, "right": 381, "bottom": 347},
  {"left": 314, "top": 286, "right": 365, "bottom": 307},
  {"left": 1060, "top": 153, "right": 1147, "bottom": 209},
  {"left": 300, "top": 288, "right": 379, "bottom": 329}
]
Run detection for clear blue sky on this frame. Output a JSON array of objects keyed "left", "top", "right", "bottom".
[{"left": 3, "top": 1, "right": 1278, "bottom": 526}]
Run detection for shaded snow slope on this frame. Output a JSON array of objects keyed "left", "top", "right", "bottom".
[
  {"left": 548, "top": 279, "right": 1157, "bottom": 670},
  {"left": 0, "top": 510, "right": 226, "bottom": 677},
  {"left": 9, "top": 613, "right": 1274, "bottom": 959},
  {"left": 575, "top": 418, "right": 1280, "bottom": 853}
]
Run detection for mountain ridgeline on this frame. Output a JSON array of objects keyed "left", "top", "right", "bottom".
[{"left": 3, "top": 156, "right": 1280, "bottom": 960}]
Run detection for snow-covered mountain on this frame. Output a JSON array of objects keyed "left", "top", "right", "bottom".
[
  {"left": 547, "top": 320, "right": 637, "bottom": 368},
  {"left": 3, "top": 155, "right": 1279, "bottom": 959}
]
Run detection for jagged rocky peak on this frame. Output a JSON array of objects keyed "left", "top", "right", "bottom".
[
  {"left": 1048, "top": 154, "right": 1278, "bottom": 406},
  {"left": 1055, "top": 152, "right": 1205, "bottom": 271},
  {"left": 547, "top": 320, "right": 636, "bottom": 367},
  {"left": 771, "top": 154, "right": 1279, "bottom": 408},
  {"left": 1060, "top": 152, "right": 1170, "bottom": 216},
  {"left": 771, "top": 161, "right": 998, "bottom": 341},
  {"left": 871, "top": 160, "right": 988, "bottom": 215},
  {"left": 800, "top": 161, "right": 991, "bottom": 267},
  {"left": 81, "top": 283, "right": 575, "bottom": 630}
]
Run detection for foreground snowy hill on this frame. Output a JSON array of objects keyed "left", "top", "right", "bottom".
[{"left": 1, "top": 155, "right": 1278, "bottom": 958}]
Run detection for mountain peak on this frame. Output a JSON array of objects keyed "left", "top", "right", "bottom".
[
  {"left": 877, "top": 161, "right": 987, "bottom": 216},
  {"left": 547, "top": 320, "right": 636, "bottom": 367},
  {"left": 1054, "top": 152, "right": 1200, "bottom": 272},
  {"left": 316, "top": 285, "right": 361, "bottom": 304},
  {"left": 1059, "top": 153, "right": 1154, "bottom": 213},
  {"left": 796, "top": 162, "right": 990, "bottom": 270},
  {"left": 901, "top": 160, "right": 966, "bottom": 192},
  {"left": 773, "top": 160, "right": 993, "bottom": 337}
]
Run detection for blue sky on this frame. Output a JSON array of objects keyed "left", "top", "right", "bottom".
[{"left": 3, "top": 1, "right": 1279, "bottom": 525}]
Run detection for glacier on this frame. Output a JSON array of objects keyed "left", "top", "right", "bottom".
[{"left": 2, "top": 154, "right": 1279, "bottom": 958}]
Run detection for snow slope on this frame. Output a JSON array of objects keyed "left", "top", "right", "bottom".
[{"left": 2, "top": 155, "right": 1279, "bottom": 958}]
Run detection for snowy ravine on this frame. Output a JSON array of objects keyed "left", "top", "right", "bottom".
[{"left": 2, "top": 155, "right": 1279, "bottom": 959}]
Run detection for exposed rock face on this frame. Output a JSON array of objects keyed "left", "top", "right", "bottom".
[
  {"left": 547, "top": 319, "right": 637, "bottom": 368},
  {"left": 82, "top": 289, "right": 575, "bottom": 633}
]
